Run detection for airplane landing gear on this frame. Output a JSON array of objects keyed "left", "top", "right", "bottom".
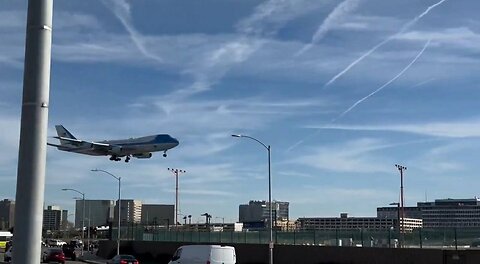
[
  {"left": 163, "top": 151, "right": 167, "bottom": 157},
  {"left": 110, "top": 156, "right": 121, "bottom": 161},
  {"left": 125, "top": 156, "right": 131, "bottom": 163}
]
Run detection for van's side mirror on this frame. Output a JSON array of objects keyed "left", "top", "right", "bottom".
[{"left": 171, "top": 255, "right": 180, "bottom": 261}]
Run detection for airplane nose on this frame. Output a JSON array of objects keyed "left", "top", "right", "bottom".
[{"left": 172, "top": 137, "right": 179, "bottom": 146}]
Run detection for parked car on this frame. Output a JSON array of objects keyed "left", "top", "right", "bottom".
[
  {"left": 106, "top": 254, "right": 139, "bottom": 264},
  {"left": 3, "top": 246, "right": 12, "bottom": 262},
  {"left": 168, "top": 245, "right": 236, "bottom": 264},
  {"left": 42, "top": 248, "right": 65, "bottom": 264}
]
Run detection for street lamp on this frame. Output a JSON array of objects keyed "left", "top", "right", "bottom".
[
  {"left": 395, "top": 164, "right": 407, "bottom": 248},
  {"left": 62, "top": 188, "right": 85, "bottom": 256},
  {"left": 232, "top": 134, "right": 273, "bottom": 264},
  {"left": 168, "top": 168, "right": 186, "bottom": 228},
  {"left": 91, "top": 169, "right": 121, "bottom": 256}
]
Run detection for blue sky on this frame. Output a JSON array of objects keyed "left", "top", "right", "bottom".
[{"left": 1, "top": 0, "right": 480, "bottom": 223}]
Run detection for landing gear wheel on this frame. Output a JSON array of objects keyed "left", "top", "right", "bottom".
[
  {"left": 163, "top": 152, "right": 167, "bottom": 157},
  {"left": 125, "top": 156, "right": 130, "bottom": 163}
]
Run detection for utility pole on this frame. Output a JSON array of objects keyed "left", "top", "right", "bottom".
[
  {"left": 395, "top": 164, "right": 407, "bottom": 248},
  {"left": 13, "top": 0, "right": 53, "bottom": 263},
  {"left": 168, "top": 168, "right": 186, "bottom": 227}
]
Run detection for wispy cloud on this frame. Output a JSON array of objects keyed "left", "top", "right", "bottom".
[
  {"left": 296, "top": 0, "right": 361, "bottom": 56},
  {"left": 101, "top": 0, "right": 163, "bottom": 64},
  {"left": 334, "top": 39, "right": 431, "bottom": 121},
  {"left": 168, "top": 0, "right": 330, "bottom": 99},
  {"left": 325, "top": 0, "right": 449, "bottom": 86},
  {"left": 411, "top": 77, "right": 436, "bottom": 88},
  {"left": 315, "top": 119, "right": 480, "bottom": 138},
  {"left": 290, "top": 138, "right": 394, "bottom": 173}
]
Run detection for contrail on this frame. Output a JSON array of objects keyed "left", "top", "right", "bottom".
[
  {"left": 102, "top": 0, "right": 163, "bottom": 63},
  {"left": 334, "top": 39, "right": 431, "bottom": 121},
  {"left": 295, "top": 0, "right": 361, "bottom": 56},
  {"left": 287, "top": 39, "right": 431, "bottom": 152},
  {"left": 325, "top": 0, "right": 448, "bottom": 87}
]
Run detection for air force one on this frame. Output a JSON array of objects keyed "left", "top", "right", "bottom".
[{"left": 47, "top": 125, "right": 179, "bottom": 162}]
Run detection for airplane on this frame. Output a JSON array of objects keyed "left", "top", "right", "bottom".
[{"left": 47, "top": 125, "right": 179, "bottom": 162}]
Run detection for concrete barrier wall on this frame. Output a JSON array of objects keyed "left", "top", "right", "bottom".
[{"left": 98, "top": 240, "right": 480, "bottom": 264}]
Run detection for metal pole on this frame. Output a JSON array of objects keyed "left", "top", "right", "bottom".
[
  {"left": 397, "top": 203, "right": 400, "bottom": 247},
  {"left": 231, "top": 135, "right": 273, "bottom": 264},
  {"left": 176, "top": 171, "right": 178, "bottom": 227},
  {"left": 168, "top": 168, "right": 186, "bottom": 228},
  {"left": 12, "top": 0, "right": 52, "bottom": 263},
  {"left": 87, "top": 206, "right": 91, "bottom": 252},
  {"left": 117, "top": 177, "right": 121, "bottom": 255},
  {"left": 90, "top": 169, "right": 121, "bottom": 255},
  {"left": 395, "top": 164, "right": 407, "bottom": 248},
  {"left": 268, "top": 145, "right": 273, "bottom": 264},
  {"left": 82, "top": 194, "right": 85, "bottom": 256}
]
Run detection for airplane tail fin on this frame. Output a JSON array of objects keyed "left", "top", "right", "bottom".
[{"left": 55, "top": 125, "right": 77, "bottom": 146}]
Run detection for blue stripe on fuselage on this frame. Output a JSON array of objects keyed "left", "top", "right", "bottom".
[{"left": 102, "top": 134, "right": 179, "bottom": 147}]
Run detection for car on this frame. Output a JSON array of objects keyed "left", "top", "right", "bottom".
[
  {"left": 168, "top": 245, "right": 236, "bottom": 264},
  {"left": 69, "top": 239, "right": 83, "bottom": 248},
  {"left": 62, "top": 244, "right": 77, "bottom": 260},
  {"left": 42, "top": 248, "right": 65, "bottom": 263},
  {"left": 4, "top": 246, "right": 12, "bottom": 262},
  {"left": 47, "top": 239, "right": 66, "bottom": 247},
  {"left": 106, "top": 254, "right": 139, "bottom": 264}
]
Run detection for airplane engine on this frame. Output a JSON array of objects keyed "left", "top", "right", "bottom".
[
  {"left": 110, "top": 146, "right": 123, "bottom": 155},
  {"left": 133, "top": 153, "right": 153, "bottom": 159}
]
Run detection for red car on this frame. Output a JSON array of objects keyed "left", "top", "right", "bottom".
[
  {"left": 106, "top": 255, "right": 139, "bottom": 264},
  {"left": 42, "top": 248, "right": 65, "bottom": 264}
]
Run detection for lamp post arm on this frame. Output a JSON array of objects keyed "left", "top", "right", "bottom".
[
  {"left": 237, "top": 135, "right": 268, "bottom": 150},
  {"left": 92, "top": 169, "right": 120, "bottom": 181}
]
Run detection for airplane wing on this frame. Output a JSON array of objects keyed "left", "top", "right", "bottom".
[{"left": 51, "top": 137, "right": 114, "bottom": 154}]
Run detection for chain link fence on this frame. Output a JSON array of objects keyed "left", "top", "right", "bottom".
[{"left": 109, "top": 224, "right": 480, "bottom": 249}]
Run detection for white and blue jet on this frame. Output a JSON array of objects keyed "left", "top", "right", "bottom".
[{"left": 47, "top": 125, "right": 179, "bottom": 162}]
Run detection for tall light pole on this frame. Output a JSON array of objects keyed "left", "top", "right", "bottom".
[
  {"left": 168, "top": 168, "right": 186, "bottom": 227},
  {"left": 389, "top": 202, "right": 400, "bottom": 248},
  {"left": 13, "top": 0, "right": 53, "bottom": 263},
  {"left": 232, "top": 134, "right": 273, "bottom": 264},
  {"left": 62, "top": 188, "right": 85, "bottom": 256},
  {"left": 395, "top": 164, "right": 407, "bottom": 248},
  {"left": 91, "top": 169, "right": 121, "bottom": 256}
]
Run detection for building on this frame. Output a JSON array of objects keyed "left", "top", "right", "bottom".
[
  {"left": 0, "top": 199, "right": 15, "bottom": 230},
  {"left": 239, "top": 200, "right": 289, "bottom": 224},
  {"left": 377, "top": 198, "right": 480, "bottom": 229},
  {"left": 297, "top": 213, "right": 422, "bottom": 232},
  {"left": 114, "top": 200, "right": 142, "bottom": 224},
  {"left": 141, "top": 204, "right": 174, "bottom": 226},
  {"left": 419, "top": 198, "right": 480, "bottom": 228},
  {"left": 377, "top": 206, "right": 422, "bottom": 220},
  {"left": 43, "top": 206, "right": 65, "bottom": 231},
  {"left": 75, "top": 200, "right": 115, "bottom": 228}
]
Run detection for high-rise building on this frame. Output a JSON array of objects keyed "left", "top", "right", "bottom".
[
  {"left": 239, "top": 200, "right": 289, "bottom": 224},
  {"left": 75, "top": 200, "right": 115, "bottom": 228},
  {"left": 141, "top": 204, "right": 174, "bottom": 226},
  {"left": 43, "top": 205, "right": 64, "bottom": 231},
  {"left": 114, "top": 200, "right": 142, "bottom": 224},
  {"left": 0, "top": 199, "right": 15, "bottom": 230}
]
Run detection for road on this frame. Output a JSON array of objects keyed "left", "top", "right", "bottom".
[{"left": 0, "top": 251, "right": 103, "bottom": 264}]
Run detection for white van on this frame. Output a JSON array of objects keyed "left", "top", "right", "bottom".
[{"left": 168, "top": 245, "right": 236, "bottom": 264}]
